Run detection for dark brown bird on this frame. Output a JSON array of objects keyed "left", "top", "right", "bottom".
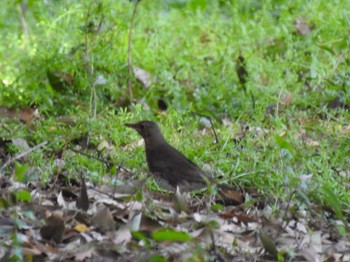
[{"left": 125, "top": 121, "right": 244, "bottom": 204}]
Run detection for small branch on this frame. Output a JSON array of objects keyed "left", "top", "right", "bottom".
[
  {"left": 192, "top": 112, "right": 219, "bottom": 144},
  {"left": 91, "top": 80, "right": 97, "bottom": 119},
  {"left": 18, "top": 1, "right": 29, "bottom": 41},
  {"left": 209, "top": 229, "right": 218, "bottom": 260},
  {"left": 68, "top": 146, "right": 112, "bottom": 166},
  {"left": 277, "top": 189, "right": 297, "bottom": 238},
  {"left": 67, "top": 146, "right": 136, "bottom": 176},
  {"left": 84, "top": 1, "right": 93, "bottom": 75},
  {"left": 0, "top": 141, "right": 47, "bottom": 171},
  {"left": 84, "top": 1, "right": 95, "bottom": 121},
  {"left": 127, "top": 0, "right": 141, "bottom": 107}
]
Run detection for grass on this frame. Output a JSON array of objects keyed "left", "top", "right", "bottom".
[{"left": 1, "top": 0, "right": 349, "bottom": 226}]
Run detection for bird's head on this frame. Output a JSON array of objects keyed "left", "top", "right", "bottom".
[{"left": 125, "top": 120, "right": 164, "bottom": 141}]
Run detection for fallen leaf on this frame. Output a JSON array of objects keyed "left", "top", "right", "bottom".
[
  {"left": 128, "top": 211, "right": 142, "bottom": 231},
  {"left": 74, "top": 223, "right": 89, "bottom": 233},
  {"left": 40, "top": 213, "right": 65, "bottom": 244},
  {"left": 75, "top": 248, "right": 93, "bottom": 261},
  {"left": 47, "top": 70, "right": 74, "bottom": 92},
  {"left": 280, "top": 92, "right": 293, "bottom": 106},
  {"left": 91, "top": 205, "right": 116, "bottom": 233},
  {"left": 11, "top": 138, "right": 30, "bottom": 152},
  {"left": 152, "top": 229, "right": 192, "bottom": 242},
  {"left": 173, "top": 187, "right": 190, "bottom": 214},
  {"left": 133, "top": 66, "right": 152, "bottom": 88},
  {"left": 294, "top": 17, "right": 313, "bottom": 36},
  {"left": 97, "top": 140, "right": 109, "bottom": 151},
  {"left": 217, "top": 184, "right": 245, "bottom": 206},
  {"left": 259, "top": 230, "right": 278, "bottom": 259},
  {"left": 113, "top": 226, "right": 132, "bottom": 245},
  {"left": 57, "top": 191, "right": 67, "bottom": 208},
  {"left": 76, "top": 177, "right": 89, "bottom": 211}
]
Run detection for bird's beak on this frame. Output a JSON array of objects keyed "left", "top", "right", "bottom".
[{"left": 125, "top": 123, "right": 138, "bottom": 129}]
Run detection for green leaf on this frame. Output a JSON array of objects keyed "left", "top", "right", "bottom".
[
  {"left": 275, "top": 135, "right": 294, "bottom": 155},
  {"left": 132, "top": 231, "right": 150, "bottom": 247},
  {"left": 316, "top": 44, "right": 335, "bottom": 55},
  {"left": 132, "top": 230, "right": 147, "bottom": 241},
  {"left": 15, "top": 190, "right": 32, "bottom": 202},
  {"left": 211, "top": 203, "right": 224, "bottom": 211},
  {"left": 16, "top": 218, "right": 29, "bottom": 230},
  {"left": 259, "top": 231, "right": 278, "bottom": 259},
  {"left": 188, "top": 0, "right": 207, "bottom": 11},
  {"left": 135, "top": 190, "right": 143, "bottom": 202},
  {"left": 0, "top": 197, "right": 7, "bottom": 208},
  {"left": 321, "top": 183, "right": 345, "bottom": 222},
  {"left": 152, "top": 229, "right": 192, "bottom": 242},
  {"left": 21, "top": 210, "right": 35, "bottom": 220},
  {"left": 150, "top": 255, "right": 168, "bottom": 262},
  {"left": 321, "top": 183, "right": 349, "bottom": 235},
  {"left": 14, "top": 162, "right": 30, "bottom": 183}
]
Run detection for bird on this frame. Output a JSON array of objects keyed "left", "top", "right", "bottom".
[{"left": 125, "top": 120, "right": 244, "bottom": 204}]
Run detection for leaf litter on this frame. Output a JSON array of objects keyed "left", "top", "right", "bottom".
[{"left": 0, "top": 136, "right": 349, "bottom": 261}]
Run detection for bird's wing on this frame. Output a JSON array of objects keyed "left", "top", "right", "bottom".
[{"left": 146, "top": 143, "right": 211, "bottom": 186}]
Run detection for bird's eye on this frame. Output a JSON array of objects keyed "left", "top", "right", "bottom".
[{"left": 140, "top": 124, "right": 144, "bottom": 129}]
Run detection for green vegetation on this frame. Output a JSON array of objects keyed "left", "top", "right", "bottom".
[{"left": 1, "top": 0, "right": 349, "bottom": 205}]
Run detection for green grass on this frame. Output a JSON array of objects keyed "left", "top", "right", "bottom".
[{"left": 1, "top": 0, "right": 349, "bottom": 218}]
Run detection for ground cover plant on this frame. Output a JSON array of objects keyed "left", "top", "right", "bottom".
[{"left": 0, "top": 0, "right": 349, "bottom": 261}]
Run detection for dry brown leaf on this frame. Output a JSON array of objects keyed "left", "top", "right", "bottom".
[
  {"left": 294, "top": 17, "right": 313, "bottom": 36},
  {"left": 76, "top": 177, "right": 89, "bottom": 211},
  {"left": 219, "top": 212, "right": 258, "bottom": 224},
  {"left": 47, "top": 70, "right": 74, "bottom": 92},
  {"left": 217, "top": 184, "right": 245, "bottom": 206},
  {"left": 280, "top": 92, "right": 293, "bottom": 106},
  {"left": 40, "top": 212, "right": 65, "bottom": 244},
  {"left": 139, "top": 215, "right": 163, "bottom": 233},
  {"left": 19, "top": 108, "right": 39, "bottom": 123},
  {"left": 91, "top": 205, "right": 116, "bottom": 233}
]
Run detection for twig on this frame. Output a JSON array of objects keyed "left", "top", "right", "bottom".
[
  {"left": 127, "top": 0, "right": 141, "bottom": 106},
  {"left": 209, "top": 229, "right": 218, "bottom": 261},
  {"left": 67, "top": 146, "right": 136, "bottom": 176},
  {"left": 0, "top": 141, "right": 47, "bottom": 171},
  {"left": 84, "top": 1, "right": 93, "bottom": 76},
  {"left": 192, "top": 112, "right": 219, "bottom": 144},
  {"left": 277, "top": 188, "right": 297, "bottom": 238},
  {"left": 84, "top": 1, "right": 97, "bottom": 120},
  {"left": 17, "top": 1, "right": 29, "bottom": 41},
  {"left": 68, "top": 146, "right": 112, "bottom": 165}
]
